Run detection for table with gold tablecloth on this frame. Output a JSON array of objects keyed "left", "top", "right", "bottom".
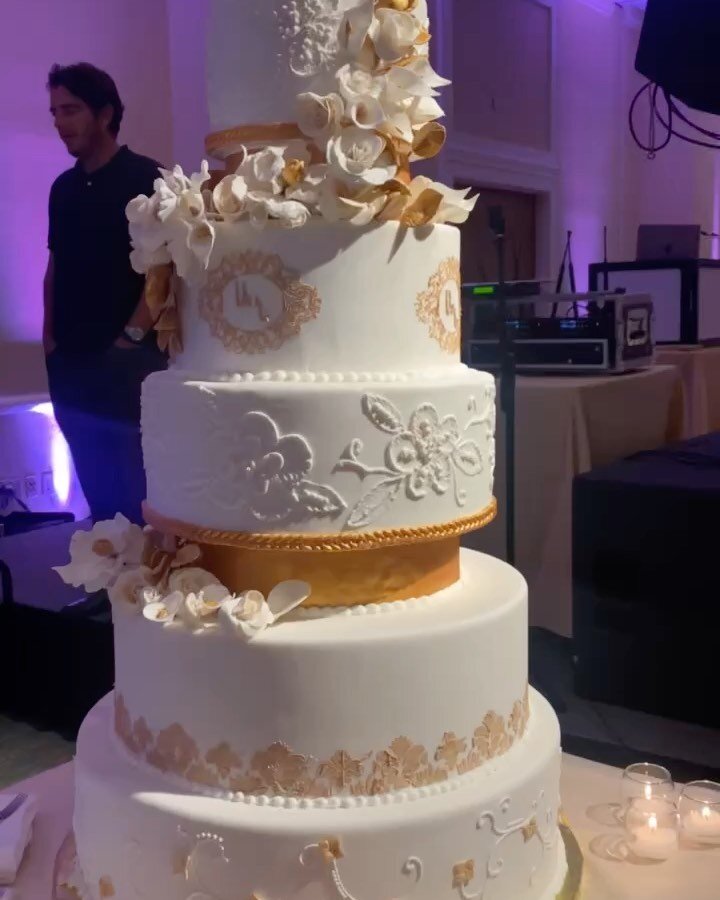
[
  {"left": 8, "top": 754, "right": 719, "bottom": 899},
  {"left": 655, "top": 345, "right": 720, "bottom": 437},
  {"left": 466, "top": 366, "right": 685, "bottom": 637}
]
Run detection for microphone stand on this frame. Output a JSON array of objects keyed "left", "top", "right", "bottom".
[{"left": 489, "top": 207, "right": 515, "bottom": 566}]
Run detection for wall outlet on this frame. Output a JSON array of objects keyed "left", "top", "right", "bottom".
[
  {"left": 41, "top": 471, "right": 54, "bottom": 495},
  {"left": 24, "top": 474, "right": 39, "bottom": 500}
]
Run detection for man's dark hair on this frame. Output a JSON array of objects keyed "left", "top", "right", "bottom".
[{"left": 47, "top": 63, "right": 125, "bottom": 137}]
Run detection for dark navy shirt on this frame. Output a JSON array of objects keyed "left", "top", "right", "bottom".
[{"left": 48, "top": 145, "right": 160, "bottom": 355}]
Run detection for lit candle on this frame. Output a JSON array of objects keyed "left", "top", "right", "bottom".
[
  {"left": 683, "top": 804, "right": 720, "bottom": 845},
  {"left": 630, "top": 813, "right": 678, "bottom": 860}
]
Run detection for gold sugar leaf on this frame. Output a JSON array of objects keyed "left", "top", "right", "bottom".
[
  {"left": 412, "top": 122, "right": 447, "bottom": 160},
  {"left": 282, "top": 158, "right": 306, "bottom": 187},
  {"left": 98, "top": 876, "right": 116, "bottom": 897},
  {"left": 522, "top": 818, "right": 539, "bottom": 843},
  {"left": 452, "top": 860, "right": 475, "bottom": 889},
  {"left": 319, "top": 837, "right": 344, "bottom": 863},
  {"left": 400, "top": 188, "right": 443, "bottom": 227}
]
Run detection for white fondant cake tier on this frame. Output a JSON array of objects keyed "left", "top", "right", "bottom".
[
  {"left": 74, "top": 689, "right": 566, "bottom": 900},
  {"left": 113, "top": 551, "right": 527, "bottom": 800},
  {"left": 141, "top": 367, "right": 494, "bottom": 535},
  {"left": 174, "top": 221, "right": 462, "bottom": 375},
  {"left": 207, "top": 1, "right": 363, "bottom": 133}
]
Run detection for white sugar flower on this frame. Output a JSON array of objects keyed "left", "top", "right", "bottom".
[
  {"left": 369, "top": 8, "right": 423, "bottom": 62},
  {"left": 54, "top": 514, "right": 145, "bottom": 593},
  {"left": 236, "top": 147, "right": 286, "bottom": 195},
  {"left": 219, "top": 581, "right": 310, "bottom": 640},
  {"left": 388, "top": 57, "right": 450, "bottom": 100},
  {"left": 285, "top": 163, "right": 330, "bottom": 208},
  {"left": 142, "top": 590, "right": 184, "bottom": 624},
  {"left": 327, "top": 127, "right": 397, "bottom": 186},
  {"left": 248, "top": 194, "right": 312, "bottom": 229},
  {"left": 185, "top": 220, "right": 215, "bottom": 272},
  {"left": 337, "top": 64, "right": 384, "bottom": 104},
  {"left": 318, "top": 177, "right": 387, "bottom": 225},
  {"left": 384, "top": 175, "right": 477, "bottom": 226},
  {"left": 296, "top": 92, "right": 345, "bottom": 142},
  {"left": 179, "top": 584, "right": 231, "bottom": 629},
  {"left": 167, "top": 567, "right": 222, "bottom": 598},
  {"left": 212, "top": 174, "right": 249, "bottom": 220},
  {"left": 338, "top": 0, "right": 375, "bottom": 55},
  {"left": 407, "top": 94, "right": 444, "bottom": 127},
  {"left": 108, "top": 566, "right": 154, "bottom": 607}
]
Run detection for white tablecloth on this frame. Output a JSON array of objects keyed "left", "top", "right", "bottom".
[
  {"left": 8, "top": 754, "right": 719, "bottom": 899},
  {"left": 655, "top": 345, "right": 720, "bottom": 438},
  {"left": 465, "top": 366, "right": 685, "bottom": 636}
]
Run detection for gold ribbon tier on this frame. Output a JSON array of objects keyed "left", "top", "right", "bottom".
[{"left": 143, "top": 501, "right": 497, "bottom": 608}]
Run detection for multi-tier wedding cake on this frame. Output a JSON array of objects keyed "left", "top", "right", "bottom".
[{"left": 56, "top": 2, "right": 569, "bottom": 898}]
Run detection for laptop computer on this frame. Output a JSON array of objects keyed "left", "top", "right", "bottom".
[{"left": 636, "top": 224, "right": 701, "bottom": 261}]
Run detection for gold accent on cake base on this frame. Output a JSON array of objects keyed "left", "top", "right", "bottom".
[
  {"left": 143, "top": 500, "right": 497, "bottom": 607},
  {"left": 557, "top": 820, "right": 584, "bottom": 900},
  {"left": 205, "top": 122, "right": 305, "bottom": 159},
  {"left": 198, "top": 535, "right": 460, "bottom": 607}
]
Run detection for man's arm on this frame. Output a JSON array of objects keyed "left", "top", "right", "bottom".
[
  {"left": 43, "top": 254, "right": 56, "bottom": 355},
  {"left": 114, "top": 282, "right": 156, "bottom": 348}
]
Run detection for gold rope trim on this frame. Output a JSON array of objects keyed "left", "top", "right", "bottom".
[
  {"left": 205, "top": 122, "right": 305, "bottom": 158},
  {"left": 142, "top": 499, "right": 497, "bottom": 552}
]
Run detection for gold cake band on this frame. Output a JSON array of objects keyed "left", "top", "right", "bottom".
[
  {"left": 205, "top": 122, "right": 305, "bottom": 160},
  {"left": 143, "top": 501, "right": 497, "bottom": 608}
]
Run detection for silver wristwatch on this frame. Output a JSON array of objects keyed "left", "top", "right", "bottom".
[{"left": 123, "top": 326, "right": 146, "bottom": 344}]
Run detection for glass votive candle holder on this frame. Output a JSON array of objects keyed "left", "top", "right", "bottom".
[
  {"left": 625, "top": 797, "right": 680, "bottom": 861},
  {"left": 621, "top": 763, "right": 675, "bottom": 816},
  {"left": 679, "top": 781, "right": 720, "bottom": 846}
]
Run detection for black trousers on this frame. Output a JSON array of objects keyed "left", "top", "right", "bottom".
[{"left": 46, "top": 346, "right": 166, "bottom": 524}]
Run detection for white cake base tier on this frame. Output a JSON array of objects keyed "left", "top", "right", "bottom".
[
  {"left": 174, "top": 221, "right": 462, "bottom": 375},
  {"left": 74, "top": 690, "right": 566, "bottom": 900},
  {"left": 141, "top": 367, "right": 495, "bottom": 535},
  {"left": 113, "top": 551, "right": 528, "bottom": 801}
]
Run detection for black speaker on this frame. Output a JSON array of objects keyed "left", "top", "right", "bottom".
[{"left": 635, "top": 0, "right": 720, "bottom": 115}]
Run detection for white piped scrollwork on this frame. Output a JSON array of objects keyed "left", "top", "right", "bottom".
[
  {"left": 335, "top": 394, "right": 490, "bottom": 529},
  {"left": 300, "top": 839, "right": 423, "bottom": 900},
  {"left": 452, "top": 791, "right": 557, "bottom": 900}
]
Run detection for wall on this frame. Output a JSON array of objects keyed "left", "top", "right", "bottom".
[
  {"left": 444, "top": 0, "right": 720, "bottom": 287},
  {"left": 0, "top": 0, "right": 173, "bottom": 396},
  {"left": 166, "top": 0, "right": 212, "bottom": 174}
]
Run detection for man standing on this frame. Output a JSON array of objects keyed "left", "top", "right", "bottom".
[{"left": 44, "top": 63, "right": 166, "bottom": 524}]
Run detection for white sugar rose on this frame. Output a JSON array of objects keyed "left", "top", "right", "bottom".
[
  {"left": 108, "top": 566, "right": 154, "bottom": 607},
  {"left": 370, "top": 8, "right": 422, "bottom": 62},
  {"left": 212, "top": 174, "right": 249, "bottom": 220},
  {"left": 336, "top": 64, "right": 384, "bottom": 103},
  {"left": 327, "top": 127, "right": 397, "bottom": 186},
  {"left": 54, "top": 514, "right": 145, "bottom": 593},
  {"left": 236, "top": 147, "right": 286, "bottom": 195},
  {"left": 297, "top": 92, "right": 345, "bottom": 142}
]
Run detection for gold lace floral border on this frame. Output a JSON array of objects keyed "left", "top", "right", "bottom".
[{"left": 114, "top": 685, "right": 529, "bottom": 800}]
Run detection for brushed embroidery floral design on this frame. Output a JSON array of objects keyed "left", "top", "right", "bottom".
[
  {"left": 194, "top": 408, "right": 346, "bottom": 525},
  {"left": 335, "top": 394, "right": 488, "bottom": 529}
]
